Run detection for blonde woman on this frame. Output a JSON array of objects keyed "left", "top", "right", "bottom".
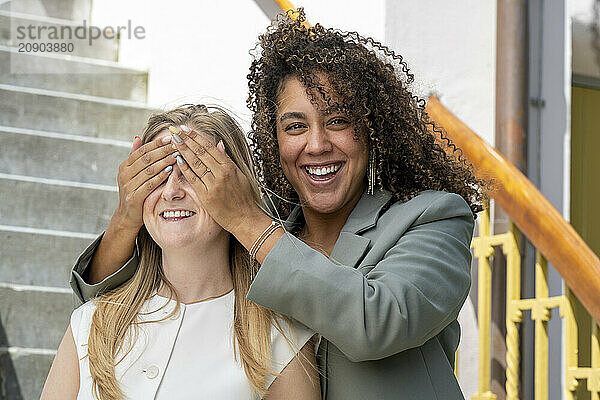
[{"left": 41, "top": 105, "right": 319, "bottom": 400}]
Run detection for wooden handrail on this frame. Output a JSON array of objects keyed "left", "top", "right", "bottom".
[
  {"left": 273, "top": 0, "right": 296, "bottom": 12},
  {"left": 272, "top": 0, "right": 311, "bottom": 28},
  {"left": 426, "top": 96, "right": 600, "bottom": 324}
]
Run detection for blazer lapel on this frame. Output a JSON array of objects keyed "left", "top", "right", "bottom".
[
  {"left": 341, "top": 189, "right": 392, "bottom": 234},
  {"left": 329, "top": 232, "right": 371, "bottom": 268},
  {"left": 330, "top": 190, "right": 392, "bottom": 268}
]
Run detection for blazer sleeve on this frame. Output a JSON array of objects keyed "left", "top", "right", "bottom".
[
  {"left": 246, "top": 193, "right": 474, "bottom": 362},
  {"left": 69, "top": 232, "right": 140, "bottom": 303}
]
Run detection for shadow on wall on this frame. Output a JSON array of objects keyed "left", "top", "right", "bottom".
[{"left": 0, "top": 319, "right": 23, "bottom": 400}]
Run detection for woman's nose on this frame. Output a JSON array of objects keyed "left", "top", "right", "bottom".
[
  {"left": 305, "top": 125, "right": 332, "bottom": 155},
  {"left": 161, "top": 166, "right": 186, "bottom": 201}
]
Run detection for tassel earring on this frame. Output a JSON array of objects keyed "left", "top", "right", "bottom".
[{"left": 367, "top": 149, "right": 376, "bottom": 195}]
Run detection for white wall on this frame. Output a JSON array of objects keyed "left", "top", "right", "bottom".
[
  {"left": 91, "top": 0, "right": 385, "bottom": 130},
  {"left": 91, "top": 0, "right": 269, "bottom": 127},
  {"left": 292, "top": 0, "right": 386, "bottom": 43},
  {"left": 569, "top": 0, "right": 600, "bottom": 79},
  {"left": 570, "top": 0, "right": 595, "bottom": 23},
  {"left": 385, "top": 1, "right": 496, "bottom": 146}
]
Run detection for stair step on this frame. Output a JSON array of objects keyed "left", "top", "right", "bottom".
[
  {"left": 0, "top": 227, "right": 94, "bottom": 288},
  {"left": 0, "top": 0, "right": 91, "bottom": 21},
  {"left": 0, "top": 175, "right": 117, "bottom": 233},
  {"left": 0, "top": 284, "right": 73, "bottom": 349},
  {"left": 0, "top": 11, "right": 118, "bottom": 61},
  {"left": 0, "top": 45, "right": 148, "bottom": 102},
  {"left": 0, "top": 84, "right": 155, "bottom": 139},
  {"left": 0, "top": 4, "right": 153, "bottom": 396},
  {"left": 0, "top": 126, "right": 131, "bottom": 186},
  {"left": 0, "top": 348, "right": 54, "bottom": 400}
]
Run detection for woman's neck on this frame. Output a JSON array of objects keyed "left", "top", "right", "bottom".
[
  {"left": 159, "top": 234, "right": 233, "bottom": 304},
  {"left": 300, "top": 192, "right": 363, "bottom": 256}
]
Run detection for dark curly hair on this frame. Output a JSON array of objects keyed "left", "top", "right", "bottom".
[{"left": 247, "top": 9, "right": 487, "bottom": 219}]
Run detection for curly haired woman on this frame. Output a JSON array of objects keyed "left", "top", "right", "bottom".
[{"left": 68, "top": 10, "right": 487, "bottom": 399}]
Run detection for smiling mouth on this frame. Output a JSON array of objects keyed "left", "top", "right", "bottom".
[
  {"left": 303, "top": 163, "right": 343, "bottom": 182},
  {"left": 160, "top": 210, "right": 196, "bottom": 222}
]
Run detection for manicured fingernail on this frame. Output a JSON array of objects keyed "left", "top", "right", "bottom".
[
  {"left": 134, "top": 135, "right": 140, "bottom": 140},
  {"left": 180, "top": 125, "right": 191, "bottom": 133},
  {"left": 161, "top": 136, "right": 172, "bottom": 144},
  {"left": 168, "top": 126, "right": 180, "bottom": 134},
  {"left": 172, "top": 151, "right": 181, "bottom": 158},
  {"left": 172, "top": 133, "right": 183, "bottom": 144},
  {"left": 172, "top": 144, "right": 177, "bottom": 150},
  {"left": 176, "top": 155, "right": 184, "bottom": 165},
  {"left": 164, "top": 165, "right": 173, "bottom": 173}
]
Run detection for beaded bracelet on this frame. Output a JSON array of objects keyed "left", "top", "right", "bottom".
[{"left": 250, "top": 220, "right": 282, "bottom": 260}]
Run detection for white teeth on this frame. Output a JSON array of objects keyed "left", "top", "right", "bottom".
[
  {"left": 162, "top": 210, "right": 194, "bottom": 219},
  {"left": 305, "top": 163, "right": 341, "bottom": 176}
]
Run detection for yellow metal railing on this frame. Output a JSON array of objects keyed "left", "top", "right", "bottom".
[
  {"left": 564, "top": 288, "right": 600, "bottom": 399},
  {"left": 424, "top": 94, "right": 600, "bottom": 398},
  {"left": 470, "top": 205, "right": 600, "bottom": 399},
  {"left": 470, "top": 204, "right": 498, "bottom": 400}
]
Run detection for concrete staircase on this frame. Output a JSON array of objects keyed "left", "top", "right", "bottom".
[{"left": 0, "top": 1, "right": 154, "bottom": 398}]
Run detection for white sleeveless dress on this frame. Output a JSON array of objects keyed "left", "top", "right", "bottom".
[{"left": 70, "top": 290, "right": 314, "bottom": 399}]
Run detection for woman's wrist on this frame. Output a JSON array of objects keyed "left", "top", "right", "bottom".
[
  {"left": 230, "top": 207, "right": 284, "bottom": 264},
  {"left": 250, "top": 220, "right": 282, "bottom": 260},
  {"left": 86, "top": 212, "right": 140, "bottom": 284},
  {"left": 108, "top": 210, "right": 141, "bottom": 238},
  {"left": 229, "top": 210, "right": 277, "bottom": 255}
]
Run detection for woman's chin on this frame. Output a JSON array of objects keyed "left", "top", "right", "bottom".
[
  {"left": 303, "top": 193, "right": 344, "bottom": 215},
  {"left": 156, "top": 229, "right": 225, "bottom": 252},
  {"left": 154, "top": 231, "right": 201, "bottom": 250}
]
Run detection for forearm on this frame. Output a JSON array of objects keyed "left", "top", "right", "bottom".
[
  {"left": 88, "top": 214, "right": 139, "bottom": 284},
  {"left": 248, "top": 233, "right": 379, "bottom": 357},
  {"left": 247, "top": 209, "right": 474, "bottom": 362}
]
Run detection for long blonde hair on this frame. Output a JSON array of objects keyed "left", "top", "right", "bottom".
[{"left": 88, "top": 105, "right": 282, "bottom": 399}]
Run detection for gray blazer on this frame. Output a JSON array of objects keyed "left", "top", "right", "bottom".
[{"left": 70, "top": 189, "right": 474, "bottom": 399}]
